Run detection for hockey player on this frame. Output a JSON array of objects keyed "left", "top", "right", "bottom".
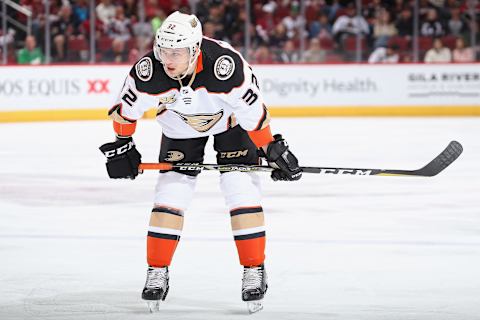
[{"left": 99, "top": 11, "right": 302, "bottom": 313}]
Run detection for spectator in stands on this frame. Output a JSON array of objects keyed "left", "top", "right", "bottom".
[
  {"left": 27, "top": 0, "right": 61, "bottom": 46},
  {"left": 325, "top": 0, "right": 342, "bottom": 24},
  {"left": 269, "top": 23, "right": 288, "bottom": 49},
  {"left": 106, "top": 6, "right": 133, "bottom": 62},
  {"left": 256, "top": 2, "right": 276, "bottom": 33},
  {"left": 223, "top": 1, "right": 242, "bottom": 42},
  {"left": 424, "top": 37, "right": 451, "bottom": 62},
  {"left": 452, "top": 37, "right": 475, "bottom": 62},
  {"left": 80, "top": 15, "right": 104, "bottom": 43},
  {"left": 226, "top": 7, "right": 248, "bottom": 47},
  {"left": 218, "top": 3, "right": 243, "bottom": 46},
  {"left": 131, "top": 15, "right": 154, "bottom": 57},
  {"left": 373, "top": 8, "right": 398, "bottom": 48},
  {"left": 309, "top": 13, "right": 332, "bottom": 39},
  {"left": 203, "top": 21, "right": 216, "bottom": 38},
  {"left": 281, "top": 3, "right": 304, "bottom": 39},
  {"left": 447, "top": 7, "right": 468, "bottom": 37},
  {"left": 203, "top": 4, "right": 227, "bottom": 40},
  {"left": 17, "top": 35, "right": 44, "bottom": 64},
  {"left": 362, "top": 0, "right": 388, "bottom": 24},
  {"left": 303, "top": 38, "right": 326, "bottom": 63},
  {"left": 150, "top": 7, "right": 166, "bottom": 34},
  {"left": 96, "top": 0, "right": 116, "bottom": 25},
  {"left": 253, "top": 44, "right": 275, "bottom": 64},
  {"left": 51, "top": 5, "right": 78, "bottom": 62},
  {"left": 420, "top": 9, "right": 445, "bottom": 37},
  {"left": 278, "top": 39, "right": 300, "bottom": 63},
  {"left": 158, "top": 0, "right": 190, "bottom": 15},
  {"left": 332, "top": 4, "right": 369, "bottom": 45},
  {"left": 194, "top": 0, "right": 210, "bottom": 24},
  {"left": 0, "top": 28, "right": 15, "bottom": 51},
  {"left": 205, "top": 3, "right": 224, "bottom": 26},
  {"left": 123, "top": 0, "right": 138, "bottom": 20},
  {"left": 395, "top": 6, "right": 413, "bottom": 37},
  {"left": 127, "top": 13, "right": 147, "bottom": 64},
  {"left": 72, "top": 0, "right": 89, "bottom": 26},
  {"left": 368, "top": 43, "right": 400, "bottom": 63}
]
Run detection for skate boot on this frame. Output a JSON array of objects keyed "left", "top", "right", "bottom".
[
  {"left": 141, "top": 266, "right": 169, "bottom": 312},
  {"left": 241, "top": 264, "right": 268, "bottom": 314}
]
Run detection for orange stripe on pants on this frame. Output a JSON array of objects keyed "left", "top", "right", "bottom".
[
  {"left": 235, "top": 236, "right": 266, "bottom": 267},
  {"left": 147, "top": 236, "right": 179, "bottom": 267}
]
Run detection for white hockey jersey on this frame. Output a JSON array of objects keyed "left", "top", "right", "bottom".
[{"left": 109, "top": 37, "right": 272, "bottom": 147}]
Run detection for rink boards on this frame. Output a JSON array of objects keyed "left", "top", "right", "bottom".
[{"left": 0, "top": 63, "right": 479, "bottom": 122}]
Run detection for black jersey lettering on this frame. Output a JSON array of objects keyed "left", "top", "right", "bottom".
[
  {"left": 242, "top": 88, "right": 258, "bottom": 106},
  {"left": 122, "top": 88, "right": 138, "bottom": 107}
]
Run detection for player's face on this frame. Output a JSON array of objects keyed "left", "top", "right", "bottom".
[{"left": 159, "top": 47, "right": 190, "bottom": 78}]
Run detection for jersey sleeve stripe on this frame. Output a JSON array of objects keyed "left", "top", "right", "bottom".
[
  {"left": 254, "top": 104, "right": 271, "bottom": 131},
  {"left": 109, "top": 103, "right": 137, "bottom": 136},
  {"left": 113, "top": 120, "right": 137, "bottom": 137},
  {"left": 247, "top": 125, "right": 274, "bottom": 148},
  {"left": 108, "top": 103, "right": 137, "bottom": 123}
]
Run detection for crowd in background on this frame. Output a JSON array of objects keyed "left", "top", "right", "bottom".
[{"left": 0, "top": 0, "right": 478, "bottom": 64}]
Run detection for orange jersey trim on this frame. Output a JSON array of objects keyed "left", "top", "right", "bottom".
[
  {"left": 113, "top": 121, "right": 137, "bottom": 136},
  {"left": 195, "top": 51, "right": 203, "bottom": 74},
  {"left": 247, "top": 125, "right": 274, "bottom": 148}
]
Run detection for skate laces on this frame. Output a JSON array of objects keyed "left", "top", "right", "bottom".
[
  {"left": 146, "top": 267, "right": 168, "bottom": 289},
  {"left": 242, "top": 266, "right": 263, "bottom": 290}
]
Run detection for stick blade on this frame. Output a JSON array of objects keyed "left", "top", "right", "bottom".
[{"left": 416, "top": 140, "right": 463, "bottom": 176}]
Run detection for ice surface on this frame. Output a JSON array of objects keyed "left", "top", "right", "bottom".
[{"left": 0, "top": 118, "right": 479, "bottom": 320}]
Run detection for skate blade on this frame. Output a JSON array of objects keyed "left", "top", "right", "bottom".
[
  {"left": 247, "top": 300, "right": 263, "bottom": 314},
  {"left": 146, "top": 300, "right": 160, "bottom": 313}
]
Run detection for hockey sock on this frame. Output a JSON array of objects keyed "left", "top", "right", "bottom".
[
  {"left": 230, "top": 206, "right": 266, "bottom": 266},
  {"left": 147, "top": 206, "right": 184, "bottom": 267}
]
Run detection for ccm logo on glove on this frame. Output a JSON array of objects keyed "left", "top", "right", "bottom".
[
  {"left": 99, "top": 137, "right": 142, "bottom": 179},
  {"left": 103, "top": 140, "right": 135, "bottom": 158}
]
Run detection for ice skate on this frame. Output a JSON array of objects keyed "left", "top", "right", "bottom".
[
  {"left": 242, "top": 264, "right": 268, "bottom": 314},
  {"left": 141, "top": 266, "right": 169, "bottom": 312}
]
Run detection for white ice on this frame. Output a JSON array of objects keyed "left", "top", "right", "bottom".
[{"left": 0, "top": 118, "right": 479, "bottom": 320}]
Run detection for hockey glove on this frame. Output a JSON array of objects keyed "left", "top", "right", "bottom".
[
  {"left": 263, "top": 134, "right": 302, "bottom": 181},
  {"left": 99, "top": 137, "right": 142, "bottom": 179}
]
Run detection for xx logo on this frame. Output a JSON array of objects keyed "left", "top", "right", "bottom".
[{"left": 87, "top": 80, "right": 110, "bottom": 94}]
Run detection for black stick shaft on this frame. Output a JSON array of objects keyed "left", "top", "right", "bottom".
[{"left": 142, "top": 141, "right": 462, "bottom": 177}]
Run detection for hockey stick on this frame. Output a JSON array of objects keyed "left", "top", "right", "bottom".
[{"left": 138, "top": 141, "right": 463, "bottom": 177}]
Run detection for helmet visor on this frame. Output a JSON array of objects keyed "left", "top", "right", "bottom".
[{"left": 158, "top": 47, "right": 190, "bottom": 64}]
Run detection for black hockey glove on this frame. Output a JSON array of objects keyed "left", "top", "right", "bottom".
[
  {"left": 262, "top": 134, "right": 302, "bottom": 181},
  {"left": 99, "top": 137, "right": 142, "bottom": 179}
]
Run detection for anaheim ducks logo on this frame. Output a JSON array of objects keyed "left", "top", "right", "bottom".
[
  {"left": 172, "top": 110, "right": 224, "bottom": 133},
  {"left": 190, "top": 18, "right": 198, "bottom": 28},
  {"left": 159, "top": 95, "right": 176, "bottom": 104},
  {"left": 164, "top": 150, "right": 184, "bottom": 162}
]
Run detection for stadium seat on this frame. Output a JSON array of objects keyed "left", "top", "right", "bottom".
[
  {"left": 68, "top": 38, "right": 89, "bottom": 61},
  {"left": 126, "top": 38, "right": 137, "bottom": 51},
  {"left": 388, "top": 36, "right": 410, "bottom": 51},
  {"left": 325, "top": 53, "right": 343, "bottom": 62},
  {"left": 69, "top": 38, "right": 88, "bottom": 51},
  {"left": 418, "top": 36, "right": 433, "bottom": 51},
  {"left": 97, "top": 36, "right": 113, "bottom": 52},
  {"left": 344, "top": 35, "right": 367, "bottom": 52},
  {"left": 342, "top": 36, "right": 368, "bottom": 61},
  {"left": 442, "top": 35, "right": 457, "bottom": 50},
  {"left": 319, "top": 37, "right": 334, "bottom": 50}
]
